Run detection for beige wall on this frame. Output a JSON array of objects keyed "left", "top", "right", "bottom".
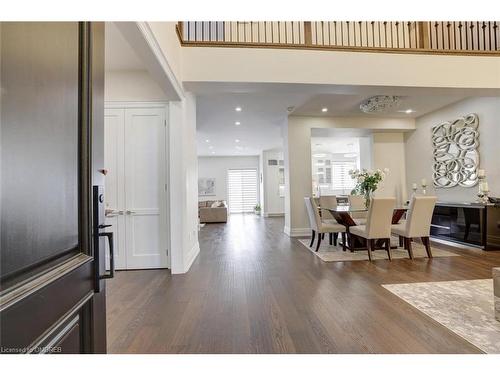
[
  {"left": 285, "top": 116, "right": 413, "bottom": 236},
  {"left": 105, "top": 70, "right": 167, "bottom": 102},
  {"left": 405, "top": 96, "right": 500, "bottom": 202},
  {"left": 372, "top": 133, "right": 407, "bottom": 203},
  {"left": 182, "top": 47, "right": 500, "bottom": 89},
  {"left": 147, "top": 22, "right": 182, "bottom": 87}
]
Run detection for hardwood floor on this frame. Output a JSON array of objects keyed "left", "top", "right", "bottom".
[{"left": 106, "top": 214, "right": 500, "bottom": 354}]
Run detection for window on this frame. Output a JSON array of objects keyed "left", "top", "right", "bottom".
[
  {"left": 227, "top": 169, "right": 258, "bottom": 213},
  {"left": 331, "top": 161, "right": 357, "bottom": 191}
]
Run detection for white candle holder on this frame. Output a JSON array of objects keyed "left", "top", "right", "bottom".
[
  {"left": 421, "top": 183, "right": 427, "bottom": 195},
  {"left": 477, "top": 174, "right": 490, "bottom": 204}
]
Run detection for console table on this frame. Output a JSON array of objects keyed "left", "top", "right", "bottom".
[{"left": 430, "top": 202, "right": 500, "bottom": 250}]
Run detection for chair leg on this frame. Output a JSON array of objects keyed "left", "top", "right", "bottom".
[
  {"left": 321, "top": 233, "right": 325, "bottom": 240},
  {"left": 316, "top": 233, "right": 322, "bottom": 252},
  {"left": 341, "top": 232, "right": 346, "bottom": 252},
  {"left": 333, "top": 232, "right": 338, "bottom": 246},
  {"left": 309, "top": 230, "right": 316, "bottom": 247},
  {"left": 399, "top": 235, "right": 403, "bottom": 247},
  {"left": 406, "top": 237, "right": 414, "bottom": 259},
  {"left": 329, "top": 233, "right": 333, "bottom": 245},
  {"left": 422, "top": 236, "right": 433, "bottom": 258},
  {"left": 367, "top": 239, "right": 373, "bottom": 261},
  {"left": 385, "top": 238, "right": 392, "bottom": 261}
]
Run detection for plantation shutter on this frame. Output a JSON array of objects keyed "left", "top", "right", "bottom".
[
  {"left": 331, "top": 161, "right": 358, "bottom": 191},
  {"left": 227, "top": 169, "right": 258, "bottom": 213}
]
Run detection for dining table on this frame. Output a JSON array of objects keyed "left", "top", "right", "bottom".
[{"left": 325, "top": 205, "right": 408, "bottom": 252}]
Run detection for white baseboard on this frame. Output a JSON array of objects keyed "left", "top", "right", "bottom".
[
  {"left": 284, "top": 226, "right": 311, "bottom": 237},
  {"left": 184, "top": 241, "right": 200, "bottom": 273},
  {"left": 263, "top": 212, "right": 284, "bottom": 217}
]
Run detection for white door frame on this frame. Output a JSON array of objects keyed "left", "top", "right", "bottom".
[{"left": 104, "top": 101, "right": 170, "bottom": 269}]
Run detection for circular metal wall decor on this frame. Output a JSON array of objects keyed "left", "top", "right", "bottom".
[{"left": 432, "top": 113, "right": 479, "bottom": 188}]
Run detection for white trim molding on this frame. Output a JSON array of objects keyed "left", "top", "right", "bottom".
[
  {"left": 284, "top": 226, "right": 311, "bottom": 237},
  {"left": 183, "top": 241, "right": 200, "bottom": 273}
]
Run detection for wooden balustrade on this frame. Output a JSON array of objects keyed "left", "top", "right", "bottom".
[{"left": 176, "top": 21, "right": 500, "bottom": 55}]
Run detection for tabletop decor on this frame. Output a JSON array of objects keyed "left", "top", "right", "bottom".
[
  {"left": 477, "top": 169, "right": 490, "bottom": 204},
  {"left": 349, "top": 168, "right": 389, "bottom": 208},
  {"left": 432, "top": 113, "right": 479, "bottom": 188}
]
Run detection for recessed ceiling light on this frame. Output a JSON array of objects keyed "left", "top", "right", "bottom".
[
  {"left": 235, "top": 121, "right": 241, "bottom": 126},
  {"left": 235, "top": 106, "right": 242, "bottom": 112},
  {"left": 209, "top": 145, "right": 214, "bottom": 149},
  {"left": 205, "top": 139, "right": 210, "bottom": 143},
  {"left": 321, "top": 107, "right": 328, "bottom": 113},
  {"left": 235, "top": 139, "right": 240, "bottom": 143},
  {"left": 211, "top": 151, "right": 215, "bottom": 154},
  {"left": 398, "top": 109, "right": 415, "bottom": 114}
]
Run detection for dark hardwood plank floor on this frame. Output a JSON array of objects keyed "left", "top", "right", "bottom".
[{"left": 106, "top": 214, "right": 500, "bottom": 354}]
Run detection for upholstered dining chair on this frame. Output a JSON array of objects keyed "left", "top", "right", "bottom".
[
  {"left": 391, "top": 196, "right": 437, "bottom": 259},
  {"left": 349, "top": 197, "right": 396, "bottom": 261},
  {"left": 348, "top": 194, "right": 367, "bottom": 225},
  {"left": 304, "top": 197, "right": 346, "bottom": 252},
  {"left": 319, "top": 195, "right": 337, "bottom": 221}
]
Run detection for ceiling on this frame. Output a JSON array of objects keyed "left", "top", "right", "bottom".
[
  {"left": 293, "top": 94, "right": 464, "bottom": 118},
  {"left": 105, "top": 22, "right": 145, "bottom": 71},
  {"left": 194, "top": 83, "right": 471, "bottom": 157}
]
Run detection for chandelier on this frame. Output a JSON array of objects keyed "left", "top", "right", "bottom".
[{"left": 360, "top": 95, "right": 401, "bottom": 113}]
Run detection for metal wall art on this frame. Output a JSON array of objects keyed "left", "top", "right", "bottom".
[{"left": 432, "top": 113, "right": 479, "bottom": 188}]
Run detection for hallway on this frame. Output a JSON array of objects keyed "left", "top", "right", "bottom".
[{"left": 106, "top": 214, "right": 500, "bottom": 353}]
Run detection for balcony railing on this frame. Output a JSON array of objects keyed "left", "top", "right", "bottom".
[{"left": 176, "top": 21, "right": 500, "bottom": 55}]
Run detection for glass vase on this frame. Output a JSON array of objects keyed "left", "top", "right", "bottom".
[{"left": 364, "top": 190, "right": 373, "bottom": 209}]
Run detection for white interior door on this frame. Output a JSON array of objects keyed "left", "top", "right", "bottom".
[
  {"left": 104, "top": 108, "right": 127, "bottom": 270},
  {"left": 124, "top": 107, "right": 168, "bottom": 269}
]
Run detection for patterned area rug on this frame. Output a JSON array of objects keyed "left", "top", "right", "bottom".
[
  {"left": 383, "top": 279, "right": 500, "bottom": 353},
  {"left": 298, "top": 237, "right": 459, "bottom": 262}
]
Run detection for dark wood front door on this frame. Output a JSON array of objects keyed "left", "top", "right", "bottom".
[{"left": 0, "top": 22, "right": 106, "bottom": 354}]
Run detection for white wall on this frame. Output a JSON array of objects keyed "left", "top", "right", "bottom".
[
  {"left": 261, "top": 149, "right": 285, "bottom": 216},
  {"left": 197, "top": 156, "right": 260, "bottom": 202},
  {"left": 105, "top": 70, "right": 167, "bottom": 102},
  {"left": 285, "top": 116, "right": 413, "bottom": 236},
  {"left": 169, "top": 92, "right": 200, "bottom": 274},
  {"left": 405, "top": 97, "right": 500, "bottom": 202}
]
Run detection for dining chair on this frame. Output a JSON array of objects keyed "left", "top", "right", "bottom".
[
  {"left": 319, "top": 195, "right": 337, "bottom": 221},
  {"left": 349, "top": 197, "right": 396, "bottom": 261},
  {"left": 304, "top": 197, "right": 346, "bottom": 252},
  {"left": 348, "top": 194, "right": 367, "bottom": 225},
  {"left": 391, "top": 196, "right": 437, "bottom": 259}
]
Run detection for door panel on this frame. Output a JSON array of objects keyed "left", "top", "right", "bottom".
[
  {"left": 124, "top": 108, "right": 167, "bottom": 269},
  {"left": 0, "top": 22, "right": 106, "bottom": 354},
  {"left": 104, "top": 109, "right": 126, "bottom": 270},
  {"left": 0, "top": 22, "right": 79, "bottom": 284}
]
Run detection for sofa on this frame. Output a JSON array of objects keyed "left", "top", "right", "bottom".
[{"left": 199, "top": 200, "right": 228, "bottom": 223}]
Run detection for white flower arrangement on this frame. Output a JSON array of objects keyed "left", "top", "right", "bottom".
[{"left": 348, "top": 168, "right": 390, "bottom": 203}]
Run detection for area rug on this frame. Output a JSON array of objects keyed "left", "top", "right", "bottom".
[
  {"left": 383, "top": 279, "right": 500, "bottom": 353},
  {"left": 298, "top": 237, "right": 459, "bottom": 262}
]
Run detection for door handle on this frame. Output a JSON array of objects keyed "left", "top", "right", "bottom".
[
  {"left": 99, "top": 232, "right": 115, "bottom": 279},
  {"left": 126, "top": 210, "right": 136, "bottom": 215},
  {"left": 105, "top": 209, "right": 123, "bottom": 217}
]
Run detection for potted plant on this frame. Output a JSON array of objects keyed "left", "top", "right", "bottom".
[
  {"left": 349, "top": 168, "right": 389, "bottom": 208},
  {"left": 254, "top": 204, "right": 262, "bottom": 215}
]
